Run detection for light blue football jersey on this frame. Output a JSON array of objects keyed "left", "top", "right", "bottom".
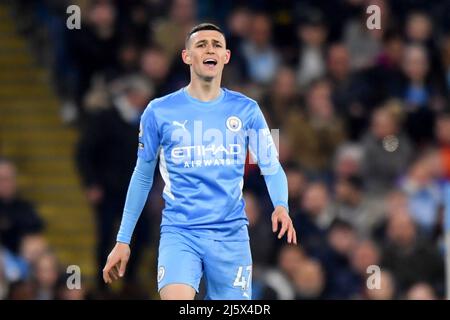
[{"left": 138, "top": 87, "right": 279, "bottom": 241}]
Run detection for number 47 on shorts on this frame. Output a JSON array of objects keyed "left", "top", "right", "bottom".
[{"left": 233, "top": 265, "right": 252, "bottom": 291}]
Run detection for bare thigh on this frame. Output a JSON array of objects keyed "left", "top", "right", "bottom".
[{"left": 159, "top": 283, "right": 196, "bottom": 300}]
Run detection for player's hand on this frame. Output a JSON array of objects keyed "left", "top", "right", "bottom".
[
  {"left": 271, "top": 206, "right": 297, "bottom": 244},
  {"left": 102, "top": 242, "right": 131, "bottom": 284}
]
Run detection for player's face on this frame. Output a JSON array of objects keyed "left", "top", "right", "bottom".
[{"left": 182, "top": 30, "right": 230, "bottom": 81}]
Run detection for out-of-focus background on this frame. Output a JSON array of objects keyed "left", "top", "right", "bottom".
[{"left": 0, "top": 0, "right": 449, "bottom": 300}]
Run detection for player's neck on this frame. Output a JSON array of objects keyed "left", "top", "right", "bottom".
[{"left": 186, "top": 78, "right": 222, "bottom": 102}]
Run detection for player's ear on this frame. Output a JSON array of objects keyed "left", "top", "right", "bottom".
[
  {"left": 182, "top": 49, "right": 191, "bottom": 65},
  {"left": 224, "top": 49, "right": 231, "bottom": 65}
]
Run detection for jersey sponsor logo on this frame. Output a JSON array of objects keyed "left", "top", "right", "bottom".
[
  {"left": 157, "top": 266, "right": 165, "bottom": 283},
  {"left": 172, "top": 144, "right": 243, "bottom": 168},
  {"left": 183, "top": 158, "right": 240, "bottom": 168},
  {"left": 171, "top": 144, "right": 241, "bottom": 159},
  {"left": 226, "top": 116, "right": 242, "bottom": 132}
]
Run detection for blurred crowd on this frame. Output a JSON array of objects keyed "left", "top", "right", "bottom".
[
  {"left": 2, "top": 0, "right": 450, "bottom": 299},
  {"left": 0, "top": 158, "right": 87, "bottom": 300}
]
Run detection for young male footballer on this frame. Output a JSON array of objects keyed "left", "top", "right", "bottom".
[{"left": 102, "top": 23, "right": 297, "bottom": 300}]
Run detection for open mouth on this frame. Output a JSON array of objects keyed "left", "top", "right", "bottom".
[{"left": 203, "top": 58, "right": 217, "bottom": 66}]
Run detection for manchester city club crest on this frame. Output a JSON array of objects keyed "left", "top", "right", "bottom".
[{"left": 226, "top": 116, "right": 242, "bottom": 132}]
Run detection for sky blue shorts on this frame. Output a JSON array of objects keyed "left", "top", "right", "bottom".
[{"left": 157, "top": 230, "right": 253, "bottom": 300}]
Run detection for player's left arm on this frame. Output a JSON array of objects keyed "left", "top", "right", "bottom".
[
  {"left": 248, "top": 103, "right": 297, "bottom": 244},
  {"left": 265, "top": 167, "right": 296, "bottom": 244}
]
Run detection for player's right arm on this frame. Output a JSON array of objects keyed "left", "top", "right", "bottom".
[
  {"left": 102, "top": 157, "right": 157, "bottom": 283},
  {"left": 103, "top": 103, "right": 160, "bottom": 284}
]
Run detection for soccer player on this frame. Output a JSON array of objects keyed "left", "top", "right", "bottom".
[{"left": 102, "top": 23, "right": 297, "bottom": 300}]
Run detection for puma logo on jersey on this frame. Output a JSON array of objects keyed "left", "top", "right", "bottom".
[{"left": 172, "top": 120, "right": 188, "bottom": 131}]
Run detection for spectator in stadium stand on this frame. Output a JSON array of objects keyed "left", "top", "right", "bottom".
[
  {"left": 372, "top": 189, "right": 409, "bottom": 244},
  {"left": 295, "top": 8, "right": 328, "bottom": 89},
  {"left": 31, "top": 251, "right": 61, "bottom": 300},
  {"left": 277, "top": 244, "right": 305, "bottom": 284},
  {"left": 333, "top": 143, "right": 364, "bottom": 181},
  {"left": 349, "top": 240, "right": 382, "bottom": 295},
  {"left": 244, "top": 191, "right": 275, "bottom": 268},
  {"left": 327, "top": 220, "right": 359, "bottom": 264},
  {"left": 292, "top": 258, "right": 326, "bottom": 300},
  {"left": 404, "top": 11, "right": 446, "bottom": 90},
  {"left": 285, "top": 78, "right": 346, "bottom": 175},
  {"left": 380, "top": 211, "right": 445, "bottom": 296},
  {"left": 435, "top": 112, "right": 450, "bottom": 180},
  {"left": 110, "top": 42, "right": 141, "bottom": 80},
  {"left": 399, "top": 149, "right": 444, "bottom": 235},
  {"left": 0, "top": 158, "right": 45, "bottom": 255},
  {"left": 115, "top": 1, "right": 153, "bottom": 48},
  {"left": 343, "top": 0, "right": 387, "bottom": 71},
  {"left": 260, "top": 66, "right": 301, "bottom": 129},
  {"left": 360, "top": 103, "right": 413, "bottom": 195},
  {"left": 0, "top": 242, "right": 29, "bottom": 292},
  {"left": 6, "top": 280, "right": 36, "bottom": 300},
  {"left": 240, "top": 12, "right": 281, "bottom": 86},
  {"left": 19, "top": 234, "right": 49, "bottom": 266},
  {"left": 363, "top": 270, "right": 397, "bottom": 300},
  {"left": 66, "top": 1, "right": 120, "bottom": 118},
  {"left": 251, "top": 244, "right": 301, "bottom": 300},
  {"left": 395, "top": 44, "right": 446, "bottom": 144},
  {"left": 373, "top": 30, "right": 405, "bottom": 92},
  {"left": 322, "top": 220, "right": 361, "bottom": 299},
  {"left": 404, "top": 282, "right": 438, "bottom": 300},
  {"left": 221, "top": 6, "right": 251, "bottom": 87},
  {"left": 292, "top": 182, "right": 335, "bottom": 262},
  {"left": 285, "top": 163, "right": 308, "bottom": 215},
  {"left": 326, "top": 44, "right": 352, "bottom": 109},
  {"left": 331, "top": 175, "right": 385, "bottom": 237},
  {"left": 153, "top": 0, "right": 197, "bottom": 63},
  {"left": 140, "top": 46, "right": 172, "bottom": 97},
  {"left": 75, "top": 75, "right": 153, "bottom": 295},
  {"left": 277, "top": 132, "right": 295, "bottom": 166},
  {"left": 326, "top": 43, "right": 366, "bottom": 138},
  {"left": 2, "top": 239, "right": 29, "bottom": 299},
  {"left": 55, "top": 274, "right": 87, "bottom": 300},
  {"left": 342, "top": 30, "right": 405, "bottom": 140}
]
